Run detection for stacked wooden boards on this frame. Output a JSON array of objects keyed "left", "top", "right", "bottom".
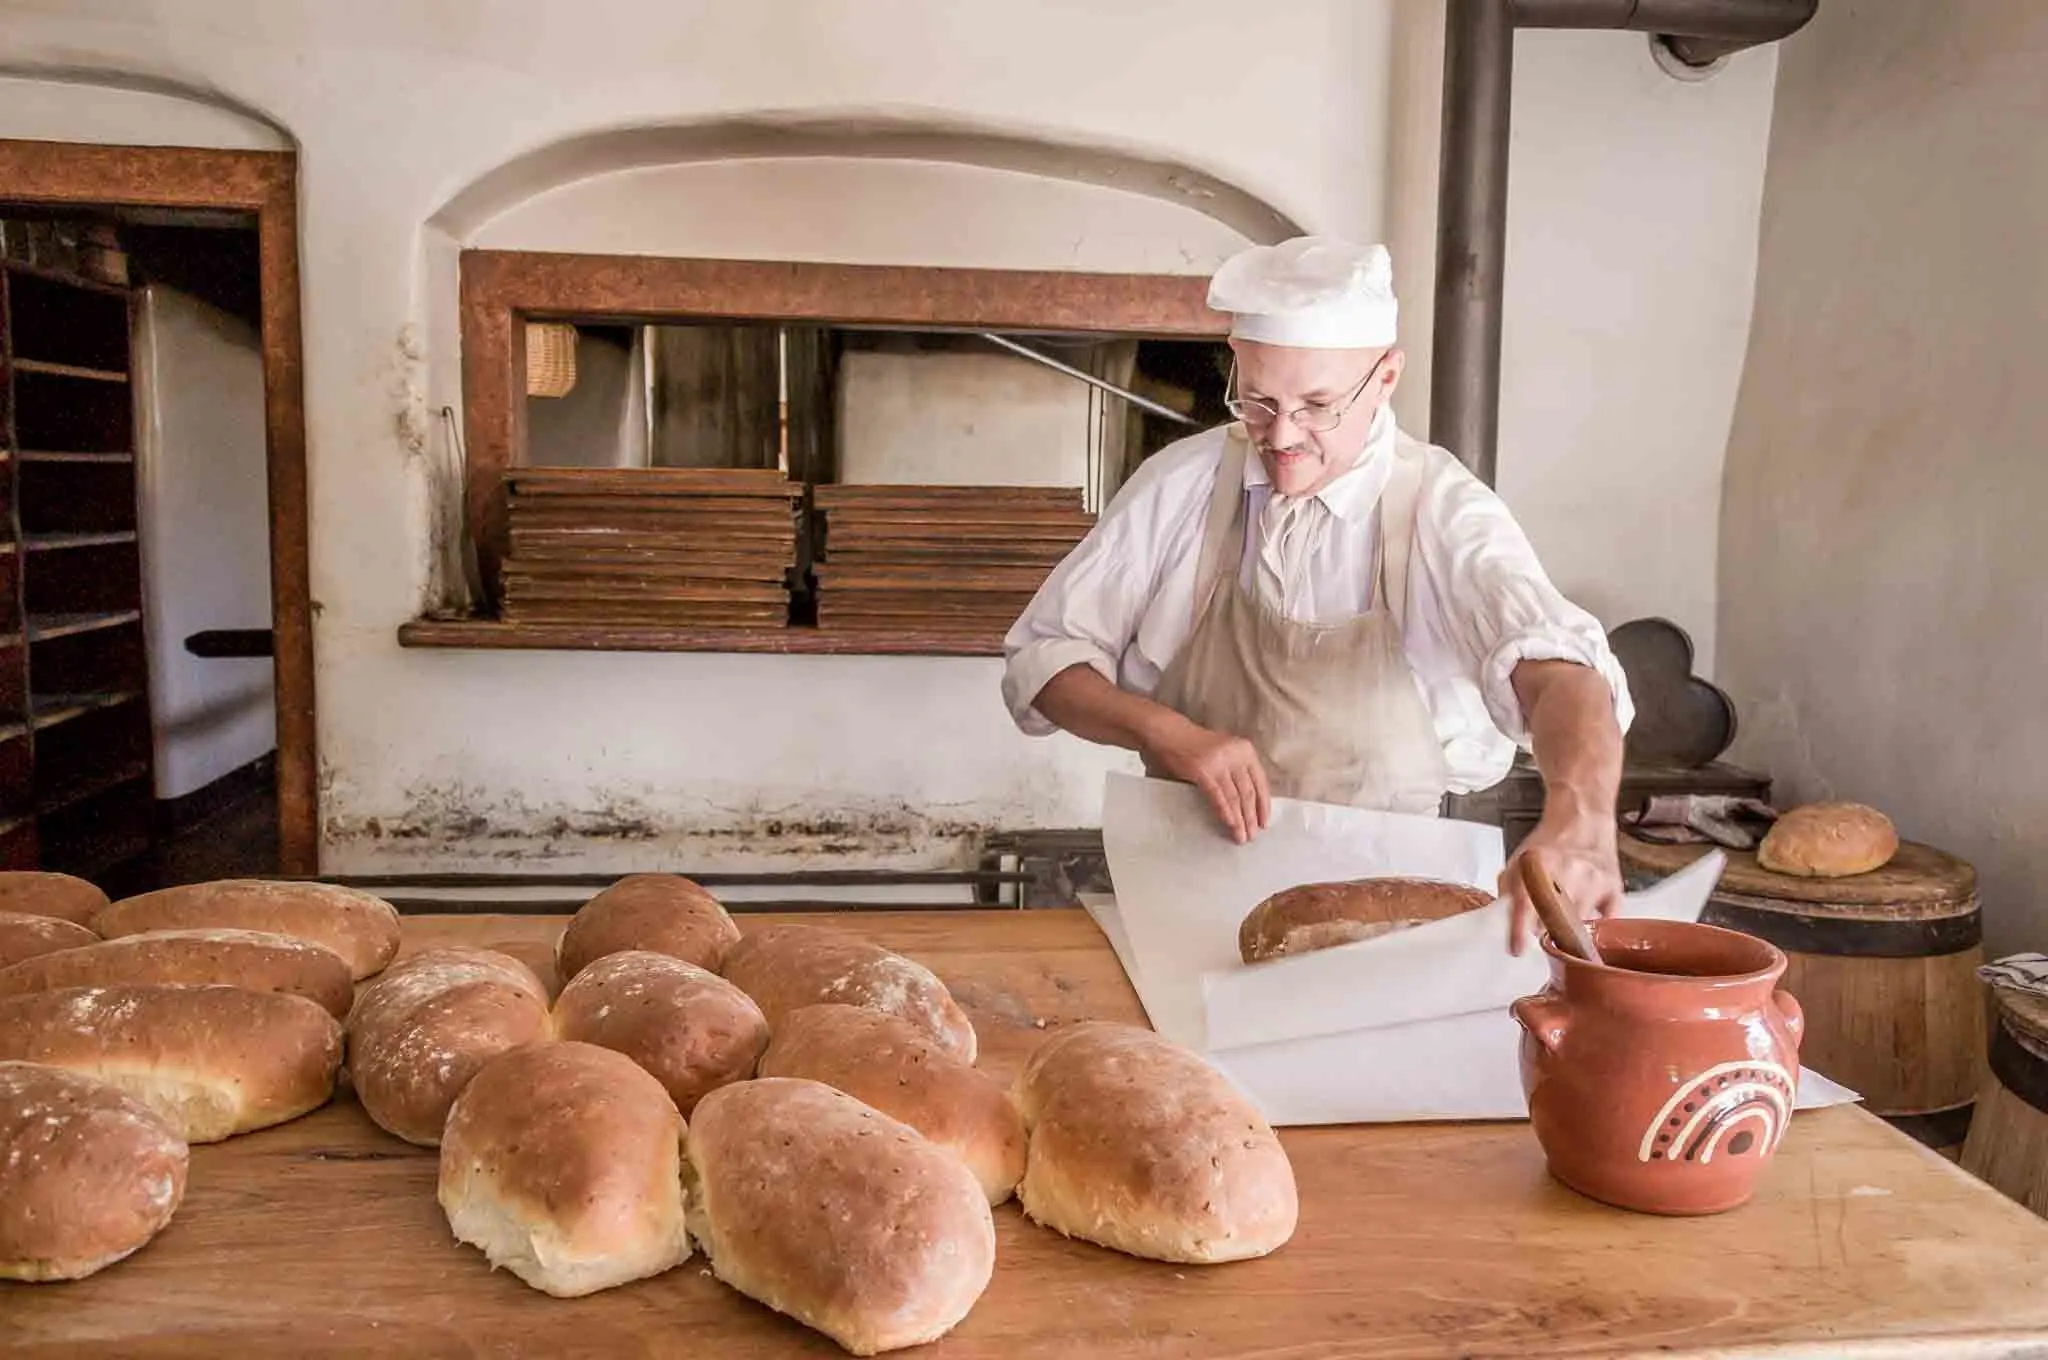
[
  {"left": 813, "top": 485, "right": 1092, "bottom": 643},
  {"left": 499, "top": 468, "right": 799, "bottom": 628}
]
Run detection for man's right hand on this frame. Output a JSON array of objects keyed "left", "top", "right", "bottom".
[{"left": 1140, "top": 715, "right": 1272, "bottom": 845}]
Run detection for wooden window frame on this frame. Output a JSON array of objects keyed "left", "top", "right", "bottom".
[{"left": 399, "top": 248, "right": 1225, "bottom": 657}]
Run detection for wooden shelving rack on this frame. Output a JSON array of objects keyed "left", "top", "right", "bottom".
[{"left": 0, "top": 259, "right": 157, "bottom": 878}]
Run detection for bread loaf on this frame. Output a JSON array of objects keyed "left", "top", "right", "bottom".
[
  {"left": 0, "top": 929, "right": 354, "bottom": 1017},
  {"left": 0, "top": 911, "right": 98, "bottom": 969},
  {"left": 759, "top": 1004, "right": 1025, "bottom": 1204},
  {"left": 687, "top": 1078, "right": 996, "bottom": 1355},
  {"left": 720, "top": 924, "right": 977, "bottom": 1064},
  {"left": 346, "top": 947, "right": 553, "bottom": 1147},
  {"left": 96, "top": 880, "right": 401, "bottom": 980},
  {"left": 439, "top": 1041, "right": 690, "bottom": 1298},
  {"left": 1758, "top": 801, "right": 1899, "bottom": 878},
  {"left": 1014, "top": 1022, "right": 1296, "bottom": 1264},
  {"left": 0, "top": 1062, "right": 188, "bottom": 1282},
  {"left": 551, "top": 950, "right": 766, "bottom": 1116},
  {"left": 0, "top": 871, "right": 109, "bottom": 926},
  {"left": 556, "top": 874, "right": 740, "bottom": 983},
  {"left": 1239, "top": 877, "right": 1493, "bottom": 964},
  {"left": 0, "top": 985, "right": 344, "bottom": 1142}
]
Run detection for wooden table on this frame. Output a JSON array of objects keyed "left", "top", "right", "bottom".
[{"left": 9, "top": 909, "right": 2048, "bottom": 1359}]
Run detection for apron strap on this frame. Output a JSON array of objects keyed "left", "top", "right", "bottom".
[
  {"left": 1376, "top": 444, "right": 1426, "bottom": 636},
  {"left": 1190, "top": 428, "right": 1252, "bottom": 629}
]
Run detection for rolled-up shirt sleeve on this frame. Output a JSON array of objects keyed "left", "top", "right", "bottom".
[
  {"left": 1001, "top": 510, "right": 1153, "bottom": 736},
  {"left": 1418, "top": 464, "right": 1635, "bottom": 748}
]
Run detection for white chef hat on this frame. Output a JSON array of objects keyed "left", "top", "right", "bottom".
[{"left": 1208, "top": 236, "right": 1398, "bottom": 349}]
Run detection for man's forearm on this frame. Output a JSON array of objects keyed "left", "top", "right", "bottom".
[
  {"left": 1513, "top": 659, "right": 1623, "bottom": 824},
  {"left": 1032, "top": 663, "right": 1191, "bottom": 753}
]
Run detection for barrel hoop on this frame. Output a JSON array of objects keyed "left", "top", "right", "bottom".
[
  {"left": 1990, "top": 1022, "right": 2048, "bottom": 1118},
  {"left": 1881, "top": 1105, "right": 1977, "bottom": 1150},
  {"left": 1697, "top": 897, "right": 1982, "bottom": 957}
]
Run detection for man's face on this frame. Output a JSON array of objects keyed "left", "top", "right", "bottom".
[{"left": 1231, "top": 340, "right": 1403, "bottom": 497}]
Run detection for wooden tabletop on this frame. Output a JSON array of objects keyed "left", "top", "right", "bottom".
[{"left": 8, "top": 909, "right": 2048, "bottom": 1359}]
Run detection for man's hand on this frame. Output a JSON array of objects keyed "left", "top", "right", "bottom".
[
  {"left": 1501, "top": 803, "right": 1624, "bottom": 955},
  {"left": 1140, "top": 715, "right": 1272, "bottom": 845}
]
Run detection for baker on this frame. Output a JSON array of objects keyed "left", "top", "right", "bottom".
[{"left": 1002, "top": 236, "right": 1632, "bottom": 951}]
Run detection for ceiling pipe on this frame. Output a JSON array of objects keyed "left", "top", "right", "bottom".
[{"left": 1430, "top": 0, "right": 1819, "bottom": 484}]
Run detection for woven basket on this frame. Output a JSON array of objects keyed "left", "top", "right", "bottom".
[{"left": 525, "top": 322, "right": 578, "bottom": 398}]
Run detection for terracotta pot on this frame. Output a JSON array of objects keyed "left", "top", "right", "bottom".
[{"left": 1512, "top": 918, "right": 1805, "bottom": 1216}]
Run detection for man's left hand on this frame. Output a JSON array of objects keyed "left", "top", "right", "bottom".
[{"left": 1501, "top": 807, "right": 1624, "bottom": 955}]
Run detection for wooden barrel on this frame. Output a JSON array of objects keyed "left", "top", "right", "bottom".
[
  {"left": 1618, "top": 834, "right": 1987, "bottom": 1118},
  {"left": 1962, "top": 990, "right": 2048, "bottom": 1216}
]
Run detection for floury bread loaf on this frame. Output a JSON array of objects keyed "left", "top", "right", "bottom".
[
  {"left": 0, "top": 1062, "right": 189, "bottom": 1282},
  {"left": 346, "top": 947, "right": 554, "bottom": 1146},
  {"left": 1238, "top": 878, "right": 1494, "bottom": 964},
  {"left": 550, "top": 950, "right": 766, "bottom": 1116},
  {"left": 720, "top": 924, "right": 977, "bottom": 1064},
  {"left": 0, "top": 912, "right": 98, "bottom": 969},
  {"left": 0, "top": 929, "right": 355, "bottom": 1018},
  {"left": 556, "top": 874, "right": 741, "bottom": 983},
  {"left": 439, "top": 1041, "right": 690, "bottom": 1298},
  {"left": 1758, "top": 802, "right": 1899, "bottom": 878},
  {"left": 95, "top": 880, "right": 401, "bottom": 980},
  {"left": 758, "top": 1004, "right": 1025, "bottom": 1204},
  {"left": 0, "top": 985, "right": 344, "bottom": 1142},
  {"left": 686, "top": 1078, "right": 996, "bottom": 1356},
  {"left": 1013, "top": 1022, "right": 1297, "bottom": 1264},
  {"left": 0, "top": 871, "right": 110, "bottom": 926}
]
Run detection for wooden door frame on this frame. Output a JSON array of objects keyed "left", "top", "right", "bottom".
[{"left": 0, "top": 139, "right": 318, "bottom": 874}]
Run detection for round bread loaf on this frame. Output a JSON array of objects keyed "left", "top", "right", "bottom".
[
  {"left": 556, "top": 874, "right": 740, "bottom": 984},
  {"left": 0, "top": 871, "right": 110, "bottom": 926},
  {"left": 1757, "top": 802, "right": 1900, "bottom": 878},
  {"left": 439, "top": 1041, "right": 690, "bottom": 1298},
  {"left": 720, "top": 924, "right": 977, "bottom": 1064},
  {"left": 0, "top": 911, "right": 98, "bottom": 969},
  {"left": 0, "top": 1062, "right": 189, "bottom": 1282},
  {"left": 687, "top": 1078, "right": 996, "bottom": 1356},
  {"left": 1014, "top": 1021, "right": 1297, "bottom": 1264},
  {"left": 1239, "top": 877, "right": 1494, "bottom": 964},
  {"left": 346, "top": 947, "right": 553, "bottom": 1147},
  {"left": 0, "top": 985, "right": 344, "bottom": 1143},
  {"left": 0, "top": 929, "right": 355, "bottom": 1017},
  {"left": 551, "top": 950, "right": 766, "bottom": 1116},
  {"left": 759, "top": 1004, "right": 1025, "bottom": 1204},
  {"left": 95, "top": 880, "right": 401, "bottom": 980}
]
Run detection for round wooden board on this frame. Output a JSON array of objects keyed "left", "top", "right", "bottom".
[
  {"left": 1618, "top": 833, "right": 1976, "bottom": 908},
  {"left": 1997, "top": 987, "right": 2048, "bottom": 1054}
]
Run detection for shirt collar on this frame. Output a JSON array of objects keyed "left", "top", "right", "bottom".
[{"left": 1240, "top": 401, "right": 1399, "bottom": 528}]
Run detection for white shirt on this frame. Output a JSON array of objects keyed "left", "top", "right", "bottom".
[{"left": 1001, "top": 407, "right": 1634, "bottom": 794}]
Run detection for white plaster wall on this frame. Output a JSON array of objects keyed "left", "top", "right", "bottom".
[
  {"left": 0, "top": 1, "right": 1783, "bottom": 871},
  {"left": 0, "top": 75, "right": 289, "bottom": 151},
  {"left": 133, "top": 285, "right": 278, "bottom": 799},
  {"left": 1718, "top": 4, "right": 2048, "bottom": 956},
  {"left": 837, "top": 351, "right": 1091, "bottom": 489}
]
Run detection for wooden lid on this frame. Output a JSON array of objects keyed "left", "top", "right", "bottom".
[
  {"left": 1618, "top": 834, "right": 1976, "bottom": 909},
  {"left": 1996, "top": 988, "right": 2048, "bottom": 1053}
]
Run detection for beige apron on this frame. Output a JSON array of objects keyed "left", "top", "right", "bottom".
[{"left": 1146, "top": 429, "right": 1451, "bottom": 816}]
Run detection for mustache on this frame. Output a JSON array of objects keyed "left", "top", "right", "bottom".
[{"left": 1257, "top": 440, "right": 1317, "bottom": 458}]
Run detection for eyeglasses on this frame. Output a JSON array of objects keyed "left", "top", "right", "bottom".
[{"left": 1224, "top": 352, "right": 1388, "bottom": 434}]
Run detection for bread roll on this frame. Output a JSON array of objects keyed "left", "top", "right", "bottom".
[
  {"left": 346, "top": 947, "right": 553, "bottom": 1147},
  {"left": 0, "top": 1062, "right": 188, "bottom": 1282},
  {"left": 687, "top": 1078, "right": 995, "bottom": 1355},
  {"left": 1758, "top": 801, "right": 1899, "bottom": 878},
  {"left": 96, "top": 880, "right": 400, "bottom": 980},
  {"left": 0, "top": 871, "right": 109, "bottom": 926},
  {"left": 720, "top": 924, "right": 977, "bottom": 1064},
  {"left": 759, "top": 1004, "right": 1025, "bottom": 1204},
  {"left": 0, "top": 929, "right": 354, "bottom": 1017},
  {"left": 0, "top": 911, "right": 98, "bottom": 969},
  {"left": 0, "top": 985, "right": 344, "bottom": 1142},
  {"left": 1014, "top": 1022, "right": 1296, "bottom": 1264},
  {"left": 551, "top": 950, "right": 766, "bottom": 1116},
  {"left": 556, "top": 873, "right": 740, "bottom": 983},
  {"left": 1239, "top": 877, "right": 1493, "bottom": 964},
  {"left": 439, "top": 1041, "right": 690, "bottom": 1298}
]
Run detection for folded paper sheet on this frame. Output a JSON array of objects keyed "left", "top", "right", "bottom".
[{"left": 1092, "top": 773, "right": 1860, "bottom": 1124}]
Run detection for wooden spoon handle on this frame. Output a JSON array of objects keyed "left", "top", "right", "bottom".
[{"left": 1518, "top": 855, "right": 1604, "bottom": 965}]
